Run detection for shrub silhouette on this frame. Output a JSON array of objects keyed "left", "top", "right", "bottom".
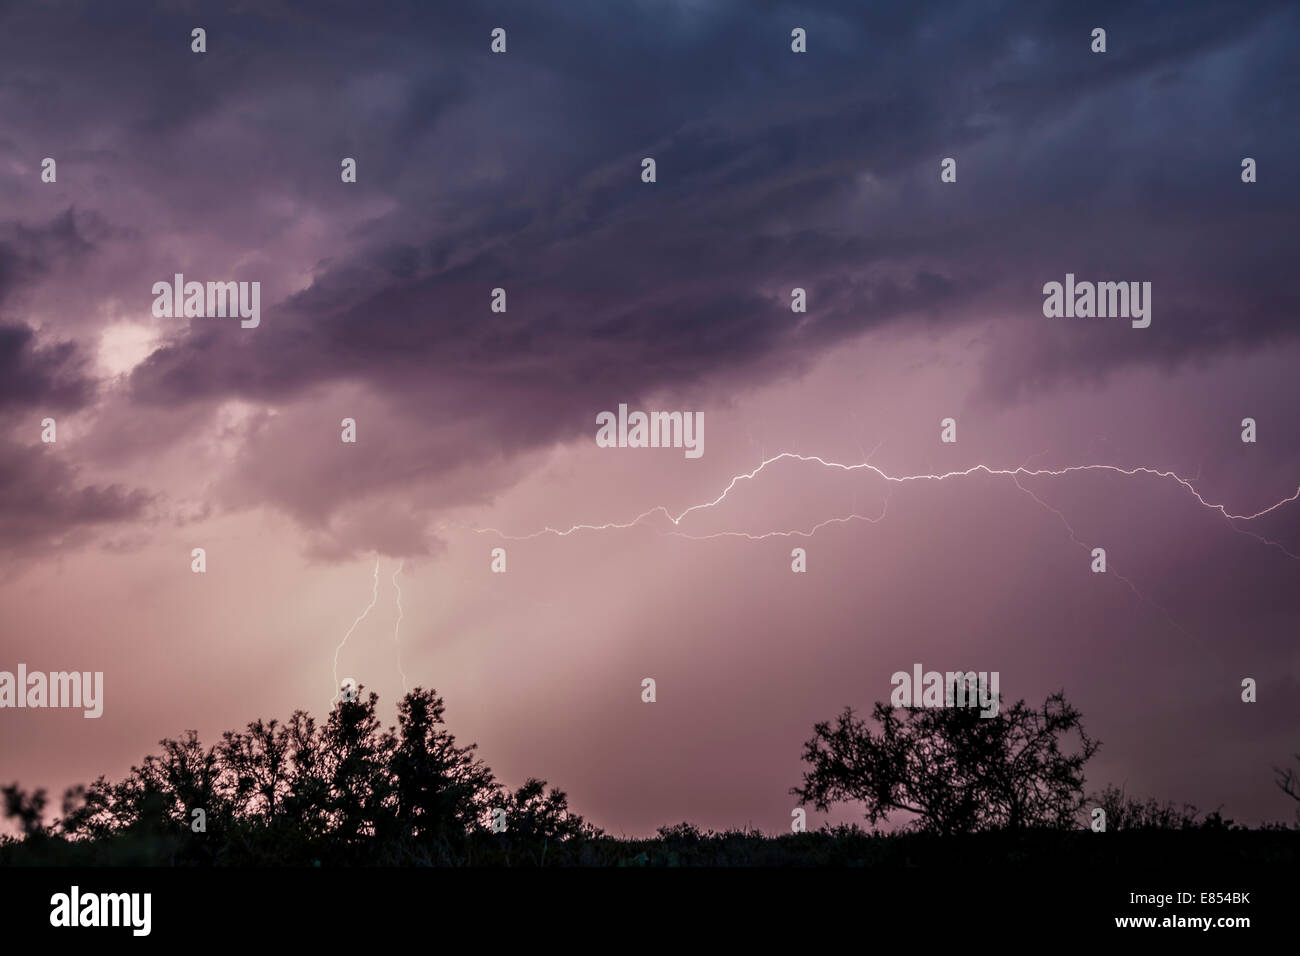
[
  {"left": 3, "top": 687, "right": 1295, "bottom": 866},
  {"left": 1086, "top": 784, "right": 1230, "bottom": 831},
  {"left": 10, "top": 686, "right": 597, "bottom": 865},
  {"left": 792, "top": 690, "right": 1099, "bottom": 834}
]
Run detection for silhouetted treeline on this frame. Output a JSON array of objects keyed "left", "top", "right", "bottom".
[
  {"left": 2, "top": 687, "right": 1296, "bottom": 866},
  {"left": 2, "top": 687, "right": 595, "bottom": 865}
]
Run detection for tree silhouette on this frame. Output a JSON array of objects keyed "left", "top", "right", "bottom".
[
  {"left": 9, "top": 686, "right": 597, "bottom": 865},
  {"left": 221, "top": 719, "right": 289, "bottom": 826},
  {"left": 792, "top": 690, "right": 1099, "bottom": 834},
  {"left": 6, "top": 686, "right": 1290, "bottom": 867},
  {"left": 386, "top": 687, "right": 498, "bottom": 863},
  {"left": 320, "top": 690, "right": 394, "bottom": 855},
  {"left": 492, "top": 778, "right": 599, "bottom": 865}
]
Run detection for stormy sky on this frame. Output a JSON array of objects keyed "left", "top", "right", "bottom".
[{"left": 1, "top": 0, "right": 1297, "bottom": 836}]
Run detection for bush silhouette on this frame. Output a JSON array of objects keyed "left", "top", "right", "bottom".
[
  {"left": 792, "top": 690, "right": 1099, "bottom": 834},
  {"left": 8, "top": 686, "right": 597, "bottom": 865},
  {"left": 3, "top": 686, "right": 1295, "bottom": 866}
]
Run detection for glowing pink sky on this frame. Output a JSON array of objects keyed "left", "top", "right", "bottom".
[{"left": 1, "top": 0, "right": 1298, "bottom": 836}]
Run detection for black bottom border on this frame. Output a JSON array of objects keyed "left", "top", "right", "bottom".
[{"left": 0, "top": 862, "right": 1283, "bottom": 942}]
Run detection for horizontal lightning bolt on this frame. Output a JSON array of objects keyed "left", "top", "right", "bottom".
[
  {"left": 475, "top": 454, "right": 1300, "bottom": 553},
  {"left": 472, "top": 452, "right": 1297, "bottom": 655}
]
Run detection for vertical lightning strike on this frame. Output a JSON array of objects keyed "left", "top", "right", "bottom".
[
  {"left": 331, "top": 557, "right": 380, "bottom": 706},
  {"left": 392, "top": 560, "right": 407, "bottom": 693}
]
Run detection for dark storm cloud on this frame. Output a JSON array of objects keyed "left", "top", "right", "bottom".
[
  {"left": 0, "top": 321, "right": 91, "bottom": 410},
  {"left": 0, "top": 436, "right": 153, "bottom": 551},
  {"left": 0, "top": 209, "right": 95, "bottom": 304},
  {"left": 0, "top": 210, "right": 101, "bottom": 410},
  {"left": 1, "top": 0, "right": 1296, "bottom": 552},
  {"left": 110, "top": 0, "right": 1298, "bottom": 403}
]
